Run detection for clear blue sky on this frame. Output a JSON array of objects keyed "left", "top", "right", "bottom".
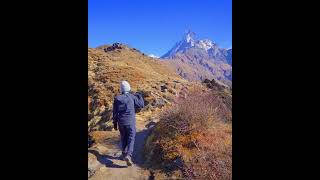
[{"left": 89, "top": 0, "right": 232, "bottom": 57}]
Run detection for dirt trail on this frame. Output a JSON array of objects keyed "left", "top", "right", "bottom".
[{"left": 88, "top": 111, "right": 159, "bottom": 180}]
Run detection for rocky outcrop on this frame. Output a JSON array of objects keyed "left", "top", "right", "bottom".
[
  {"left": 98, "top": 43, "right": 129, "bottom": 52},
  {"left": 202, "top": 78, "right": 230, "bottom": 91}
]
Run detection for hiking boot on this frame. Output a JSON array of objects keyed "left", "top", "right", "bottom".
[
  {"left": 125, "top": 155, "right": 133, "bottom": 166},
  {"left": 119, "top": 153, "right": 126, "bottom": 160}
]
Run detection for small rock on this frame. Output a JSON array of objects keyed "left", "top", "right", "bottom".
[
  {"left": 202, "top": 78, "right": 211, "bottom": 84},
  {"left": 151, "top": 98, "right": 166, "bottom": 108},
  {"left": 160, "top": 85, "right": 168, "bottom": 92}
]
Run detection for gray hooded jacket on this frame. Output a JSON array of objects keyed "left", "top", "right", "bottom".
[{"left": 112, "top": 92, "right": 144, "bottom": 125}]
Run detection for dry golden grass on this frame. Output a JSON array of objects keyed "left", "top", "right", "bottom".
[
  {"left": 88, "top": 44, "right": 232, "bottom": 179},
  {"left": 88, "top": 45, "right": 191, "bottom": 132},
  {"left": 145, "top": 87, "right": 232, "bottom": 180},
  {"left": 89, "top": 47, "right": 187, "bottom": 92}
]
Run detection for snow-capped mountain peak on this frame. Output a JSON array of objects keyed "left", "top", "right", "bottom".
[
  {"left": 160, "top": 31, "right": 232, "bottom": 86},
  {"left": 162, "top": 31, "right": 222, "bottom": 58},
  {"left": 184, "top": 30, "right": 196, "bottom": 43},
  {"left": 148, "top": 54, "right": 159, "bottom": 58},
  {"left": 196, "top": 39, "right": 216, "bottom": 51}
]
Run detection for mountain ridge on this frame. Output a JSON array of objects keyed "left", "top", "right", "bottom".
[{"left": 160, "top": 31, "right": 232, "bottom": 85}]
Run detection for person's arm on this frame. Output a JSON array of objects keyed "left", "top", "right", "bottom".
[
  {"left": 112, "top": 98, "right": 118, "bottom": 130},
  {"left": 133, "top": 92, "right": 145, "bottom": 109}
]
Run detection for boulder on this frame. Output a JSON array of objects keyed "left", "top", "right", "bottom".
[{"left": 202, "top": 78, "right": 230, "bottom": 91}]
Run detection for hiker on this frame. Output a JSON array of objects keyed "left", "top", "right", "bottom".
[{"left": 112, "top": 81, "right": 145, "bottom": 166}]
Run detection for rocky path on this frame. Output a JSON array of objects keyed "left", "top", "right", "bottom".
[{"left": 88, "top": 112, "right": 158, "bottom": 180}]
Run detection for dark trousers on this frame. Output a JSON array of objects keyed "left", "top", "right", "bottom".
[{"left": 118, "top": 124, "right": 136, "bottom": 157}]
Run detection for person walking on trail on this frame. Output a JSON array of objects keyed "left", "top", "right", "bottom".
[{"left": 112, "top": 81, "right": 145, "bottom": 166}]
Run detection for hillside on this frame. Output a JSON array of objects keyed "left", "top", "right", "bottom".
[
  {"left": 88, "top": 43, "right": 232, "bottom": 180},
  {"left": 161, "top": 31, "right": 232, "bottom": 86},
  {"left": 88, "top": 43, "right": 191, "bottom": 131}
]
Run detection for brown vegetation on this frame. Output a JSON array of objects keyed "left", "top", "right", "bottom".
[
  {"left": 88, "top": 43, "right": 191, "bottom": 132},
  {"left": 88, "top": 43, "right": 232, "bottom": 180},
  {"left": 145, "top": 87, "right": 232, "bottom": 180}
]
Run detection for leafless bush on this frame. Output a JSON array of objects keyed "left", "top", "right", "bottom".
[
  {"left": 159, "top": 88, "right": 231, "bottom": 134},
  {"left": 146, "top": 87, "right": 232, "bottom": 179}
]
